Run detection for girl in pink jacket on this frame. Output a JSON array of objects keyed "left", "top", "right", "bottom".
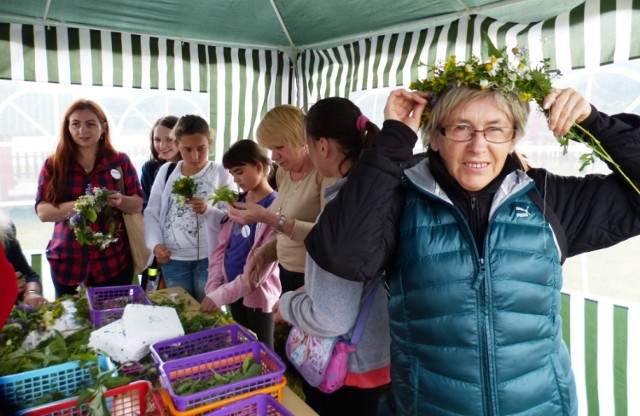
[{"left": 201, "top": 139, "right": 280, "bottom": 348}]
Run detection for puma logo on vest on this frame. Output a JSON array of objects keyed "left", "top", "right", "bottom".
[{"left": 515, "top": 205, "right": 530, "bottom": 218}]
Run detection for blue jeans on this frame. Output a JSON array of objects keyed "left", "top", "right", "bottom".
[{"left": 160, "top": 258, "right": 208, "bottom": 302}]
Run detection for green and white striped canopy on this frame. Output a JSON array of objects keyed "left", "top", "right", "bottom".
[{"left": 0, "top": 0, "right": 638, "bottom": 148}]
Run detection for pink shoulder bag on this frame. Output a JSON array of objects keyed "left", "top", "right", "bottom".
[{"left": 285, "top": 287, "right": 376, "bottom": 393}]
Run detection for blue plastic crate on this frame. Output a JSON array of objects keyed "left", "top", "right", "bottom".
[{"left": 0, "top": 355, "right": 115, "bottom": 413}]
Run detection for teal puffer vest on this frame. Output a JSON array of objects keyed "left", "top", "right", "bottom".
[{"left": 389, "top": 169, "right": 577, "bottom": 416}]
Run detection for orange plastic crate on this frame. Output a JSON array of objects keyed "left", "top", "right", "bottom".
[{"left": 159, "top": 377, "right": 286, "bottom": 416}]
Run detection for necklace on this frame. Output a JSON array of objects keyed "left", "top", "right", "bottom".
[{"left": 276, "top": 169, "right": 309, "bottom": 216}]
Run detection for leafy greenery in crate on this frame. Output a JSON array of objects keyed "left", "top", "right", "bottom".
[
  {"left": 0, "top": 295, "right": 93, "bottom": 376},
  {"left": 173, "top": 357, "right": 262, "bottom": 396}
]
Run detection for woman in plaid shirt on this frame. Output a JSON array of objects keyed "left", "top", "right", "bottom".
[{"left": 35, "top": 99, "right": 144, "bottom": 298}]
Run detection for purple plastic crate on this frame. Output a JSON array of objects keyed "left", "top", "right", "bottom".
[
  {"left": 160, "top": 341, "right": 285, "bottom": 412},
  {"left": 202, "top": 393, "right": 293, "bottom": 416},
  {"left": 87, "top": 285, "right": 152, "bottom": 327},
  {"left": 150, "top": 324, "right": 257, "bottom": 367}
]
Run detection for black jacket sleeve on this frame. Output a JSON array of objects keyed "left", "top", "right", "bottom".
[
  {"left": 141, "top": 160, "right": 158, "bottom": 212},
  {"left": 5, "top": 224, "right": 40, "bottom": 284},
  {"left": 528, "top": 108, "right": 640, "bottom": 257},
  {"left": 305, "top": 120, "right": 420, "bottom": 282}
]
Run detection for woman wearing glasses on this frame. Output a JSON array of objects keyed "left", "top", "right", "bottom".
[{"left": 306, "top": 86, "right": 640, "bottom": 415}]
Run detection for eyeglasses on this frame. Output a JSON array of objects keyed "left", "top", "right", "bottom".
[{"left": 438, "top": 125, "right": 516, "bottom": 143}]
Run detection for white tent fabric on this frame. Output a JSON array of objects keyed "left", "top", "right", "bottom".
[{"left": 1, "top": 0, "right": 639, "bottom": 148}]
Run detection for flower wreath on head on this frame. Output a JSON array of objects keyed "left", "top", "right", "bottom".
[
  {"left": 409, "top": 45, "right": 557, "bottom": 127},
  {"left": 68, "top": 185, "right": 120, "bottom": 250},
  {"left": 409, "top": 40, "right": 640, "bottom": 195}
]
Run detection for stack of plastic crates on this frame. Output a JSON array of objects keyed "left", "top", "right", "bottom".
[
  {"left": 150, "top": 324, "right": 257, "bottom": 367},
  {"left": 19, "top": 380, "right": 165, "bottom": 416},
  {"left": 157, "top": 339, "right": 286, "bottom": 416},
  {"left": 87, "top": 284, "right": 152, "bottom": 327},
  {"left": 0, "top": 356, "right": 114, "bottom": 414}
]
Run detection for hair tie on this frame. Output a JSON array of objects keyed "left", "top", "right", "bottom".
[{"left": 356, "top": 114, "right": 369, "bottom": 133}]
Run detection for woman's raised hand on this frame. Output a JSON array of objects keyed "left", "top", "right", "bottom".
[
  {"left": 543, "top": 88, "right": 592, "bottom": 136},
  {"left": 384, "top": 89, "right": 429, "bottom": 133}
]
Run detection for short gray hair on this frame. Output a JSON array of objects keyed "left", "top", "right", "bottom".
[{"left": 421, "top": 86, "right": 531, "bottom": 147}]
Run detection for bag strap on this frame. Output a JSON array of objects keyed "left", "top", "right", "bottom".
[
  {"left": 116, "top": 166, "right": 125, "bottom": 194},
  {"left": 349, "top": 282, "right": 378, "bottom": 345},
  {"left": 165, "top": 162, "right": 177, "bottom": 182}
]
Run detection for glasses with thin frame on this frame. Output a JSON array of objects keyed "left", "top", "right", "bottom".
[{"left": 438, "top": 125, "right": 516, "bottom": 143}]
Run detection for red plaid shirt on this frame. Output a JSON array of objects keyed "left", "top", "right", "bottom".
[{"left": 35, "top": 151, "right": 144, "bottom": 286}]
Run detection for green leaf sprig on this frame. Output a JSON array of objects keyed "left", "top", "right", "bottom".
[
  {"left": 208, "top": 185, "right": 239, "bottom": 206},
  {"left": 171, "top": 176, "right": 199, "bottom": 205}
]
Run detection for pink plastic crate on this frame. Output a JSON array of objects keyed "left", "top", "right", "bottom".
[
  {"left": 150, "top": 324, "right": 257, "bottom": 367},
  {"left": 202, "top": 393, "right": 293, "bottom": 416},
  {"left": 160, "top": 341, "right": 285, "bottom": 412},
  {"left": 87, "top": 284, "right": 152, "bottom": 327}
]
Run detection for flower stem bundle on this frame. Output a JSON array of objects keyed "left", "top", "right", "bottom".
[{"left": 171, "top": 176, "right": 199, "bottom": 205}]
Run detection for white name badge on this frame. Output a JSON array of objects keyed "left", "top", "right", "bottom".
[{"left": 110, "top": 168, "right": 122, "bottom": 180}]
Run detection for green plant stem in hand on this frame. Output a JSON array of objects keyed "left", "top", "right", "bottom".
[
  {"left": 557, "top": 123, "right": 640, "bottom": 195},
  {"left": 209, "top": 185, "right": 239, "bottom": 206}
]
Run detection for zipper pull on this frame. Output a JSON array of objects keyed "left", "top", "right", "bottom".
[{"left": 472, "top": 258, "right": 485, "bottom": 290}]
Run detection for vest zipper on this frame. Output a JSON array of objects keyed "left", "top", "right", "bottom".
[{"left": 476, "top": 257, "right": 494, "bottom": 415}]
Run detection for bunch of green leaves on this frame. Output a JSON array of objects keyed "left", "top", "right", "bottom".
[
  {"left": 173, "top": 357, "right": 261, "bottom": 396},
  {"left": 148, "top": 293, "right": 232, "bottom": 334},
  {"left": 75, "top": 367, "right": 131, "bottom": 416},
  {"left": 70, "top": 287, "right": 91, "bottom": 327},
  {"left": 209, "top": 184, "right": 239, "bottom": 206},
  {"left": 0, "top": 328, "right": 96, "bottom": 376},
  {"left": 171, "top": 176, "right": 199, "bottom": 205},
  {"left": 68, "top": 185, "right": 120, "bottom": 250}
]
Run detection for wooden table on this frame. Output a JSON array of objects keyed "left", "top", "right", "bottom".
[{"left": 150, "top": 287, "right": 318, "bottom": 416}]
